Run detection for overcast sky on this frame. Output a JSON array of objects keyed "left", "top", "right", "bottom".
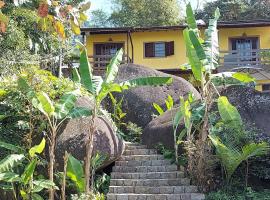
[{"left": 90, "top": 0, "right": 212, "bottom": 12}]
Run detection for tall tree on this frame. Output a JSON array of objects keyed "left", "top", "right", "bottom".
[
  {"left": 196, "top": 0, "right": 270, "bottom": 21},
  {"left": 86, "top": 9, "right": 111, "bottom": 27},
  {"left": 109, "top": 0, "right": 181, "bottom": 27},
  {"left": 196, "top": 0, "right": 248, "bottom": 21}
]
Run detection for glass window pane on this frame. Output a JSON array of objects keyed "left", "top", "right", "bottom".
[{"left": 154, "top": 42, "right": 165, "bottom": 57}]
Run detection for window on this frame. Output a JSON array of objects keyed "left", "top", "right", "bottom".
[
  {"left": 262, "top": 84, "right": 270, "bottom": 92},
  {"left": 144, "top": 41, "right": 174, "bottom": 58},
  {"left": 230, "top": 37, "right": 259, "bottom": 61}
]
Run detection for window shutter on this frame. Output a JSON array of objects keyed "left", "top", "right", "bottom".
[
  {"left": 252, "top": 38, "right": 258, "bottom": 49},
  {"left": 95, "top": 44, "right": 102, "bottom": 55},
  {"left": 231, "top": 39, "right": 237, "bottom": 51},
  {"left": 145, "top": 43, "right": 154, "bottom": 57},
  {"left": 165, "top": 41, "right": 174, "bottom": 56}
]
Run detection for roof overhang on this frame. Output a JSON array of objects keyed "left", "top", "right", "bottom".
[{"left": 81, "top": 20, "right": 270, "bottom": 35}]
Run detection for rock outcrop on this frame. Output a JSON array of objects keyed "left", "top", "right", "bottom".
[
  {"left": 56, "top": 97, "right": 125, "bottom": 170},
  {"left": 222, "top": 85, "right": 270, "bottom": 136},
  {"left": 104, "top": 64, "right": 200, "bottom": 128}
]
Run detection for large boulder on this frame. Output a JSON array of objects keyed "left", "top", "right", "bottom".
[
  {"left": 142, "top": 107, "right": 182, "bottom": 149},
  {"left": 222, "top": 85, "right": 270, "bottom": 136},
  {"left": 105, "top": 64, "right": 201, "bottom": 128},
  {"left": 55, "top": 97, "right": 125, "bottom": 170},
  {"left": 142, "top": 85, "right": 270, "bottom": 150}
]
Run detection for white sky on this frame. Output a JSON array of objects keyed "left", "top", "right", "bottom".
[{"left": 90, "top": 0, "right": 212, "bottom": 13}]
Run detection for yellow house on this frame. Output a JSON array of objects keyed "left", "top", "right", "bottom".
[{"left": 81, "top": 20, "right": 270, "bottom": 92}]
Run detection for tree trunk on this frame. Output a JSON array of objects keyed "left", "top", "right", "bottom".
[
  {"left": 84, "top": 114, "right": 95, "bottom": 194},
  {"left": 49, "top": 129, "right": 56, "bottom": 200},
  {"left": 61, "top": 151, "right": 68, "bottom": 200}
]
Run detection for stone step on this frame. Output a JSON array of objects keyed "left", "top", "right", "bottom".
[
  {"left": 107, "top": 193, "right": 205, "bottom": 200},
  {"left": 126, "top": 145, "right": 148, "bottom": 150},
  {"left": 112, "top": 165, "right": 177, "bottom": 173},
  {"left": 119, "top": 155, "right": 164, "bottom": 161},
  {"left": 124, "top": 149, "right": 157, "bottom": 155},
  {"left": 109, "top": 185, "right": 198, "bottom": 194},
  {"left": 115, "top": 160, "right": 172, "bottom": 166},
  {"left": 111, "top": 171, "right": 184, "bottom": 179},
  {"left": 110, "top": 178, "right": 190, "bottom": 187},
  {"left": 125, "top": 142, "right": 145, "bottom": 147}
]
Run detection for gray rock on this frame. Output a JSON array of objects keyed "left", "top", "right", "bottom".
[
  {"left": 142, "top": 107, "right": 184, "bottom": 150},
  {"left": 222, "top": 85, "right": 270, "bottom": 136},
  {"left": 104, "top": 64, "right": 201, "bottom": 128},
  {"left": 55, "top": 96, "right": 125, "bottom": 170}
]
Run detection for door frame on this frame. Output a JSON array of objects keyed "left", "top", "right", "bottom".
[{"left": 93, "top": 42, "right": 125, "bottom": 56}]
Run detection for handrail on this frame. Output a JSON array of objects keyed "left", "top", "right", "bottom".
[
  {"left": 88, "top": 54, "right": 130, "bottom": 74},
  {"left": 219, "top": 48, "right": 270, "bottom": 72}
]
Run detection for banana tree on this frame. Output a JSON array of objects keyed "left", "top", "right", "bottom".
[
  {"left": 74, "top": 42, "right": 173, "bottom": 193},
  {"left": 209, "top": 96, "right": 270, "bottom": 185},
  {"left": 32, "top": 90, "right": 92, "bottom": 200},
  {"left": 209, "top": 135, "right": 269, "bottom": 183},
  {"left": 179, "top": 3, "right": 258, "bottom": 189},
  {"left": 0, "top": 139, "right": 58, "bottom": 200}
]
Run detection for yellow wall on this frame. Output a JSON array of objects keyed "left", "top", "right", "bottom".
[
  {"left": 86, "top": 26, "right": 270, "bottom": 69},
  {"left": 219, "top": 27, "right": 270, "bottom": 51},
  {"left": 255, "top": 79, "right": 270, "bottom": 91},
  {"left": 86, "top": 30, "right": 188, "bottom": 69}
]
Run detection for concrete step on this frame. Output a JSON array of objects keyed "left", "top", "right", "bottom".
[
  {"left": 111, "top": 171, "right": 184, "bottom": 179},
  {"left": 115, "top": 160, "right": 172, "bottom": 166},
  {"left": 109, "top": 185, "right": 198, "bottom": 194},
  {"left": 110, "top": 178, "right": 190, "bottom": 187},
  {"left": 124, "top": 149, "right": 157, "bottom": 155},
  {"left": 119, "top": 155, "right": 164, "bottom": 161},
  {"left": 107, "top": 193, "right": 205, "bottom": 200},
  {"left": 126, "top": 145, "right": 148, "bottom": 150},
  {"left": 125, "top": 142, "right": 145, "bottom": 147},
  {"left": 112, "top": 165, "right": 177, "bottom": 173}
]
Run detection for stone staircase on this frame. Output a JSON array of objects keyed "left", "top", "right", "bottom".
[{"left": 107, "top": 142, "right": 205, "bottom": 200}]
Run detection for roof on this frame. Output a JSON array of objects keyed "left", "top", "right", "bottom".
[{"left": 81, "top": 20, "right": 270, "bottom": 34}]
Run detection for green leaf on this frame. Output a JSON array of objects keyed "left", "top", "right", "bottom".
[
  {"left": 72, "top": 68, "right": 81, "bottom": 83},
  {"left": 36, "top": 92, "right": 55, "bottom": 117},
  {"left": 209, "top": 135, "right": 269, "bottom": 180},
  {"left": 165, "top": 95, "right": 174, "bottom": 110},
  {"left": 32, "top": 193, "right": 44, "bottom": 200},
  {"left": 181, "top": 97, "right": 192, "bottom": 129},
  {"left": 153, "top": 103, "right": 164, "bottom": 115},
  {"left": 0, "top": 141, "right": 25, "bottom": 153},
  {"left": 173, "top": 106, "right": 184, "bottom": 131},
  {"left": 67, "top": 154, "right": 85, "bottom": 193},
  {"left": 104, "top": 48, "right": 123, "bottom": 84},
  {"left": 17, "top": 77, "right": 31, "bottom": 93},
  {"left": 232, "top": 72, "right": 255, "bottom": 83},
  {"left": 189, "top": 30, "right": 208, "bottom": 65},
  {"left": 120, "top": 77, "right": 173, "bottom": 89},
  {"left": 29, "top": 138, "right": 46, "bottom": 158},
  {"left": 55, "top": 92, "right": 78, "bottom": 119},
  {"left": 0, "top": 172, "right": 20, "bottom": 182},
  {"left": 0, "top": 154, "right": 25, "bottom": 173},
  {"left": 21, "top": 158, "right": 37, "bottom": 184},
  {"left": 204, "top": 8, "right": 220, "bottom": 71},
  {"left": 67, "top": 107, "right": 92, "bottom": 119},
  {"left": 79, "top": 47, "right": 95, "bottom": 93},
  {"left": 183, "top": 29, "right": 202, "bottom": 81},
  {"left": 32, "top": 179, "right": 59, "bottom": 193},
  {"left": 97, "top": 83, "right": 122, "bottom": 105},
  {"left": 186, "top": 3, "right": 197, "bottom": 30},
  {"left": 218, "top": 96, "right": 242, "bottom": 125}
]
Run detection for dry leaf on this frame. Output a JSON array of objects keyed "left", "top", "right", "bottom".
[
  {"left": 55, "top": 20, "right": 65, "bottom": 38},
  {"left": 0, "top": 1, "right": 5, "bottom": 8},
  {"left": 38, "top": 3, "right": 49, "bottom": 18}
]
